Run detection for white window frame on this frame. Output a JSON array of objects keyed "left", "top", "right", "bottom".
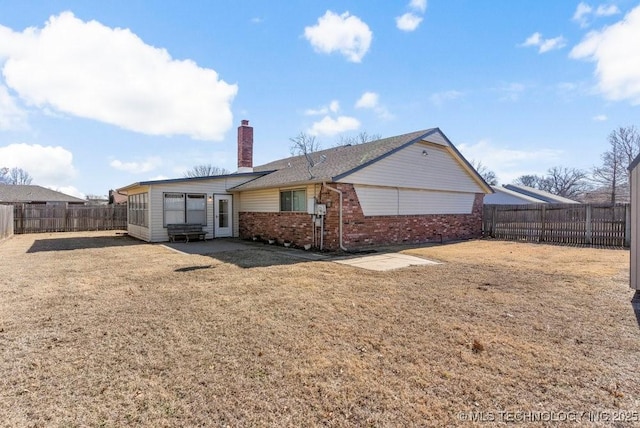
[
  {"left": 163, "top": 192, "right": 207, "bottom": 226},
  {"left": 128, "top": 192, "right": 148, "bottom": 227},
  {"left": 280, "top": 188, "right": 306, "bottom": 212}
]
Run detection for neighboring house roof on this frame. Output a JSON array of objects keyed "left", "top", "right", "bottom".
[
  {"left": 485, "top": 186, "right": 549, "bottom": 204},
  {"left": 502, "top": 184, "right": 580, "bottom": 204},
  {"left": 0, "top": 185, "right": 86, "bottom": 204},
  {"left": 629, "top": 153, "right": 640, "bottom": 172},
  {"left": 117, "top": 171, "right": 271, "bottom": 193},
  {"left": 231, "top": 128, "right": 492, "bottom": 192}
]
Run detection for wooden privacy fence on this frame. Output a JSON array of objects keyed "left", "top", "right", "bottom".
[
  {"left": 483, "top": 203, "right": 631, "bottom": 247},
  {"left": 12, "top": 204, "right": 127, "bottom": 234},
  {"left": 0, "top": 204, "right": 13, "bottom": 239}
]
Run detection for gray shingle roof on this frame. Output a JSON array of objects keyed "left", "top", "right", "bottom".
[
  {"left": 503, "top": 184, "right": 580, "bottom": 204},
  {"left": 232, "top": 129, "right": 437, "bottom": 191},
  {"left": 0, "top": 185, "right": 86, "bottom": 204}
]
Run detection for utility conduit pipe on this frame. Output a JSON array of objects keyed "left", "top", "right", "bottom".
[{"left": 322, "top": 183, "right": 348, "bottom": 252}]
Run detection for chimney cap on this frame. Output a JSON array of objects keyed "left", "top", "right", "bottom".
[{"left": 241, "top": 119, "right": 249, "bottom": 126}]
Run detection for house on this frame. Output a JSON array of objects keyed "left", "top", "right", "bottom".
[
  {"left": 484, "top": 185, "right": 552, "bottom": 205},
  {"left": 108, "top": 189, "right": 128, "bottom": 205},
  {"left": 0, "top": 184, "right": 86, "bottom": 206},
  {"left": 500, "top": 184, "right": 580, "bottom": 204},
  {"left": 117, "top": 120, "right": 492, "bottom": 250},
  {"left": 629, "top": 155, "right": 640, "bottom": 291}
]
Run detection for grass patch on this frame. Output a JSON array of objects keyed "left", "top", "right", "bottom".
[{"left": 0, "top": 232, "right": 638, "bottom": 426}]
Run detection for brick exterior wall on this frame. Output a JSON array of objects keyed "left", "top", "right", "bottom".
[
  {"left": 237, "top": 120, "right": 253, "bottom": 169},
  {"left": 239, "top": 183, "right": 485, "bottom": 251},
  {"left": 239, "top": 212, "right": 314, "bottom": 246}
]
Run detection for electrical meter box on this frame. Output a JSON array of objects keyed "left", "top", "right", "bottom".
[{"left": 315, "top": 204, "right": 327, "bottom": 216}]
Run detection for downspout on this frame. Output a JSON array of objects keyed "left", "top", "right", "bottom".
[{"left": 322, "top": 183, "right": 348, "bottom": 252}]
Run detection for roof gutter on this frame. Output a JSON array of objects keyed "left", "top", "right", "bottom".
[{"left": 322, "top": 182, "right": 348, "bottom": 252}]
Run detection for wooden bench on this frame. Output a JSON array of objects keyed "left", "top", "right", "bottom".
[{"left": 167, "top": 223, "right": 206, "bottom": 243}]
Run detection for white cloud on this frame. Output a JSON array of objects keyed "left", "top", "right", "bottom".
[
  {"left": 522, "top": 32, "right": 542, "bottom": 46},
  {"left": 539, "top": 36, "right": 567, "bottom": 53},
  {"left": 410, "top": 0, "right": 427, "bottom": 13},
  {"left": 430, "top": 90, "right": 463, "bottom": 106},
  {"left": 596, "top": 4, "right": 620, "bottom": 16},
  {"left": 308, "top": 115, "right": 360, "bottom": 137},
  {"left": 521, "top": 32, "right": 566, "bottom": 53},
  {"left": 109, "top": 156, "right": 163, "bottom": 173},
  {"left": 0, "top": 143, "right": 77, "bottom": 187},
  {"left": 458, "top": 139, "right": 563, "bottom": 184},
  {"left": 0, "top": 84, "right": 27, "bottom": 130},
  {"left": 0, "top": 12, "right": 237, "bottom": 140},
  {"left": 497, "top": 82, "right": 525, "bottom": 101},
  {"left": 354, "top": 91, "right": 393, "bottom": 120},
  {"left": 573, "top": 3, "right": 620, "bottom": 27},
  {"left": 304, "top": 11, "right": 372, "bottom": 63},
  {"left": 304, "top": 107, "right": 328, "bottom": 116},
  {"left": 355, "top": 92, "right": 379, "bottom": 109},
  {"left": 396, "top": 0, "right": 427, "bottom": 32},
  {"left": 573, "top": 2, "right": 593, "bottom": 27},
  {"left": 570, "top": 5, "right": 640, "bottom": 105},
  {"left": 304, "top": 99, "right": 340, "bottom": 116},
  {"left": 52, "top": 185, "right": 84, "bottom": 199},
  {"left": 593, "top": 114, "right": 608, "bottom": 121},
  {"left": 396, "top": 13, "right": 423, "bottom": 32}
]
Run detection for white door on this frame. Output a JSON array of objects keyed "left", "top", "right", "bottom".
[{"left": 214, "top": 194, "right": 232, "bottom": 237}]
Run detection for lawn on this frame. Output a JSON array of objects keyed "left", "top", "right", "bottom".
[{"left": 0, "top": 232, "right": 638, "bottom": 427}]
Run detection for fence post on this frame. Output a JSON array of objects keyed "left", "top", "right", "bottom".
[
  {"left": 625, "top": 203, "right": 631, "bottom": 247},
  {"left": 539, "top": 205, "right": 546, "bottom": 242},
  {"left": 490, "top": 205, "right": 497, "bottom": 238},
  {"left": 585, "top": 205, "right": 592, "bottom": 245}
]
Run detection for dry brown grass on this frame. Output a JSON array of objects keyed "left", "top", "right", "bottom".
[{"left": 0, "top": 232, "right": 639, "bottom": 427}]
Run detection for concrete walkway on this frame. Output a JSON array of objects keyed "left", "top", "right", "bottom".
[
  {"left": 162, "top": 238, "right": 440, "bottom": 271},
  {"left": 334, "top": 253, "right": 440, "bottom": 271},
  {"left": 161, "top": 238, "right": 327, "bottom": 261}
]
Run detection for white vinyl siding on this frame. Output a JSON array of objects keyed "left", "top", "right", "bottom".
[
  {"left": 239, "top": 185, "right": 318, "bottom": 213},
  {"left": 484, "top": 189, "right": 542, "bottom": 205},
  {"left": 354, "top": 185, "right": 475, "bottom": 216},
  {"left": 143, "top": 175, "right": 253, "bottom": 242},
  {"left": 239, "top": 188, "right": 279, "bottom": 212},
  {"left": 341, "top": 142, "right": 485, "bottom": 193}
]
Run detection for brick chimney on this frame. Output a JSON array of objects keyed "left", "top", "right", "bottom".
[{"left": 237, "top": 119, "right": 253, "bottom": 173}]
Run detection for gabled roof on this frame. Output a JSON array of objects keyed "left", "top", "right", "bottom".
[
  {"left": 0, "top": 185, "right": 86, "bottom": 204},
  {"left": 503, "top": 184, "right": 580, "bottom": 204},
  {"left": 117, "top": 171, "right": 271, "bottom": 193},
  {"left": 486, "top": 185, "right": 549, "bottom": 204},
  {"left": 231, "top": 128, "right": 491, "bottom": 192}
]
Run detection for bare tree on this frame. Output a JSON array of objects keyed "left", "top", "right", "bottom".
[
  {"left": 515, "top": 167, "right": 590, "bottom": 199},
  {"left": 290, "top": 132, "right": 321, "bottom": 158},
  {"left": 1, "top": 167, "right": 33, "bottom": 185},
  {"left": 514, "top": 174, "right": 541, "bottom": 188},
  {"left": 290, "top": 132, "right": 325, "bottom": 178},
  {"left": 540, "top": 166, "right": 590, "bottom": 199},
  {"left": 339, "top": 131, "right": 381, "bottom": 146},
  {"left": 470, "top": 160, "right": 498, "bottom": 185},
  {"left": 184, "top": 164, "right": 230, "bottom": 178},
  {"left": 592, "top": 126, "right": 640, "bottom": 203}
]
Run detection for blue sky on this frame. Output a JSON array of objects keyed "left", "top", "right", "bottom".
[{"left": 1, "top": 0, "right": 639, "bottom": 197}]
